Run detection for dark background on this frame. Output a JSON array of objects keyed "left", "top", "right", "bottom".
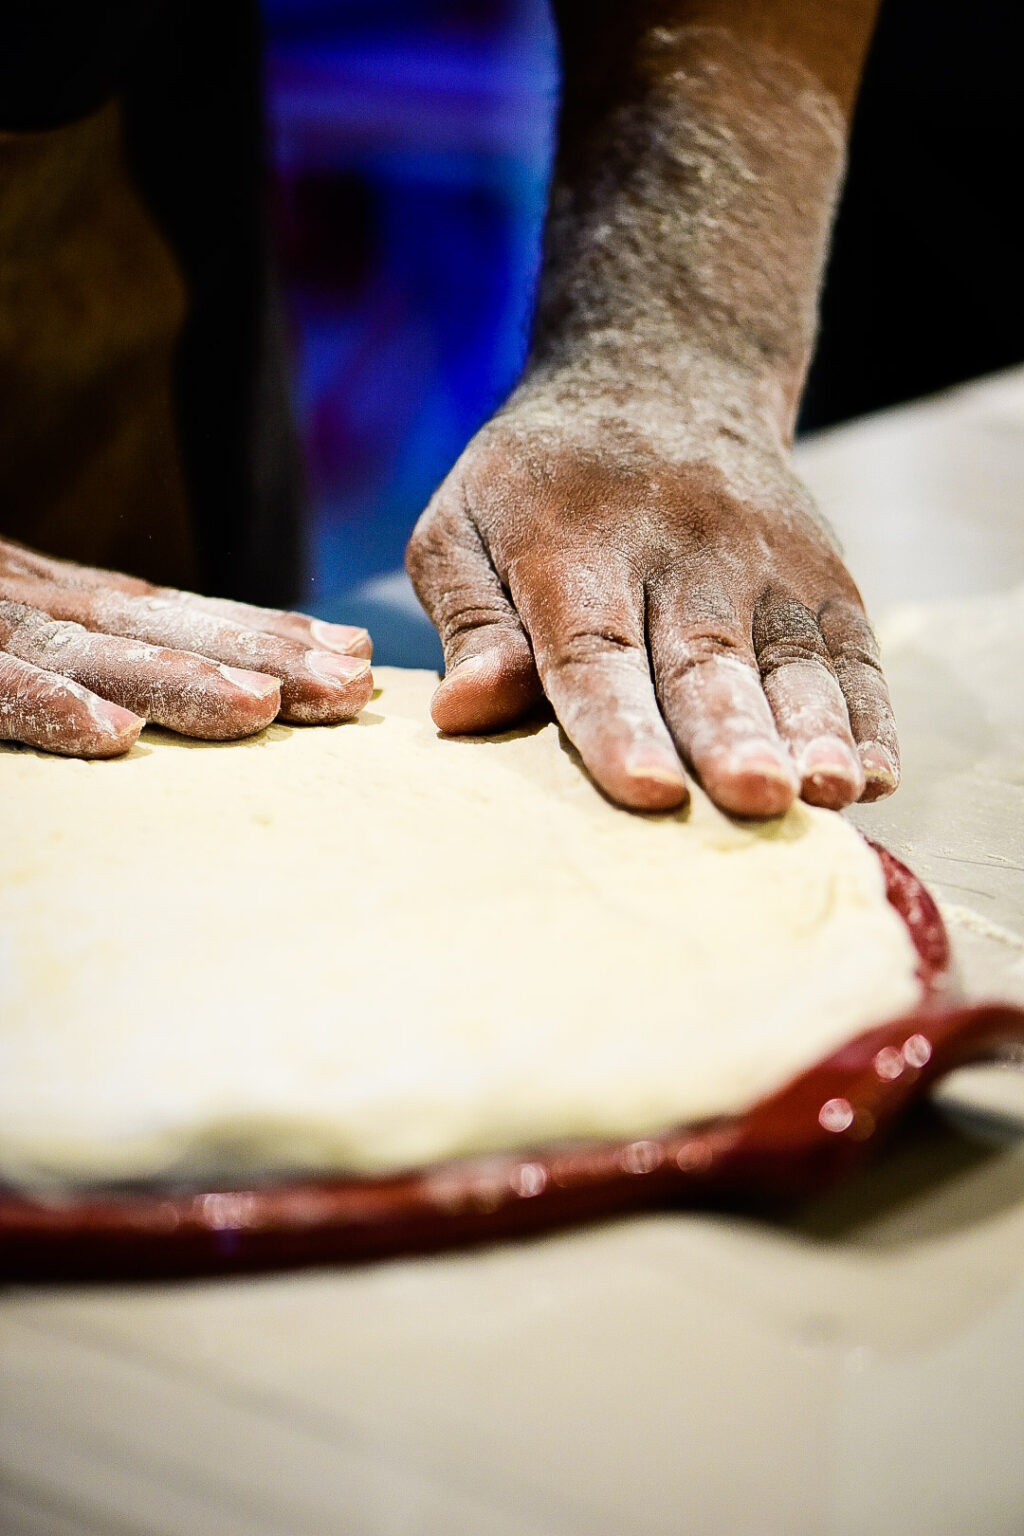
[
  {"left": 801, "top": 0, "right": 1023, "bottom": 430},
  {"left": 264, "top": 0, "right": 557, "bottom": 608}
]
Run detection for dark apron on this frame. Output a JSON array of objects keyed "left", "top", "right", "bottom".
[{"left": 0, "top": 0, "right": 302, "bottom": 604}]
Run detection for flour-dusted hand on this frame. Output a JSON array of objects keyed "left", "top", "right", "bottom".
[
  {"left": 408, "top": 16, "right": 898, "bottom": 818},
  {"left": 0, "top": 539, "right": 373, "bottom": 757},
  {"left": 408, "top": 414, "right": 897, "bottom": 818}
]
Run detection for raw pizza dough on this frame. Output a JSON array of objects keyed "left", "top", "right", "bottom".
[{"left": 0, "top": 666, "right": 922, "bottom": 1187}]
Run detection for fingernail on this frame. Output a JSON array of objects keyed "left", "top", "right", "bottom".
[
  {"left": 306, "top": 650, "right": 372, "bottom": 686},
  {"left": 797, "top": 738, "right": 863, "bottom": 787},
  {"left": 310, "top": 619, "right": 371, "bottom": 655},
  {"left": 859, "top": 741, "right": 899, "bottom": 798},
  {"left": 726, "top": 746, "right": 799, "bottom": 789},
  {"left": 92, "top": 697, "right": 143, "bottom": 735},
  {"left": 220, "top": 665, "right": 280, "bottom": 699},
  {"left": 445, "top": 653, "right": 487, "bottom": 679},
  {"left": 624, "top": 752, "right": 688, "bottom": 789},
  {"left": 710, "top": 747, "right": 797, "bottom": 817}
]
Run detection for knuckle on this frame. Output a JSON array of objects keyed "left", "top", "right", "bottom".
[
  {"left": 543, "top": 622, "right": 643, "bottom": 674},
  {"left": 818, "top": 598, "right": 882, "bottom": 666},
  {"left": 658, "top": 628, "right": 754, "bottom": 687},
  {"left": 757, "top": 631, "right": 833, "bottom": 677},
  {"left": 405, "top": 494, "right": 479, "bottom": 597},
  {"left": 0, "top": 598, "right": 41, "bottom": 632},
  {"left": 0, "top": 601, "right": 26, "bottom": 647},
  {"left": 0, "top": 602, "right": 69, "bottom": 664},
  {"left": 29, "top": 617, "right": 84, "bottom": 666},
  {"left": 753, "top": 598, "right": 833, "bottom": 676},
  {"left": 435, "top": 595, "right": 513, "bottom": 651},
  {"left": 0, "top": 652, "right": 26, "bottom": 695},
  {"left": 830, "top": 634, "right": 884, "bottom": 674}
]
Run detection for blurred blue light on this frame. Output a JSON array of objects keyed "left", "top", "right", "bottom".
[{"left": 264, "top": 0, "right": 558, "bottom": 662}]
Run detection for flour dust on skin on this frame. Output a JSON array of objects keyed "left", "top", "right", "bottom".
[{"left": 408, "top": 27, "right": 898, "bottom": 816}]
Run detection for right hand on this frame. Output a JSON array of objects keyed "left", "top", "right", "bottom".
[
  {"left": 408, "top": 396, "right": 899, "bottom": 818},
  {"left": 0, "top": 539, "right": 373, "bottom": 757}
]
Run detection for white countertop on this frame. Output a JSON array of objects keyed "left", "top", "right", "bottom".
[{"left": 3, "top": 370, "right": 1024, "bottom": 1536}]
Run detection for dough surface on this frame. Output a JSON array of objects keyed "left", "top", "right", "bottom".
[{"left": 0, "top": 667, "right": 922, "bottom": 1187}]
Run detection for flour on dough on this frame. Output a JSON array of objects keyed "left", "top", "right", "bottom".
[{"left": 0, "top": 667, "right": 922, "bottom": 1187}]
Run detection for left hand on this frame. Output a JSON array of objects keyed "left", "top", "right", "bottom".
[{"left": 0, "top": 538, "right": 373, "bottom": 756}]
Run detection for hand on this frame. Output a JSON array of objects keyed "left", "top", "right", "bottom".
[
  {"left": 406, "top": 401, "right": 899, "bottom": 818},
  {"left": 410, "top": 20, "right": 897, "bottom": 819},
  {"left": 0, "top": 539, "right": 373, "bottom": 757}
]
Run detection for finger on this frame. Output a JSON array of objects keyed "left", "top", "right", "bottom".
[
  {"left": 0, "top": 651, "right": 142, "bottom": 757},
  {"left": 818, "top": 599, "right": 900, "bottom": 801},
  {"left": 406, "top": 490, "right": 542, "bottom": 733},
  {"left": 508, "top": 552, "right": 688, "bottom": 811},
  {"left": 0, "top": 602, "right": 280, "bottom": 740},
  {"left": 175, "top": 594, "right": 373, "bottom": 662},
  {"left": 753, "top": 597, "right": 865, "bottom": 810},
  {"left": 0, "top": 542, "right": 374, "bottom": 660},
  {"left": 0, "top": 577, "right": 371, "bottom": 725},
  {"left": 0, "top": 539, "right": 152, "bottom": 595},
  {"left": 648, "top": 583, "right": 797, "bottom": 818}
]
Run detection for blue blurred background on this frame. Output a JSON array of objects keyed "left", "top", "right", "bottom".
[{"left": 263, "top": 0, "right": 558, "bottom": 663}]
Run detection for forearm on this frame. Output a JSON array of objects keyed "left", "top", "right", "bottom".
[
  {"left": 528, "top": 2, "right": 881, "bottom": 444},
  {"left": 409, "top": 0, "right": 899, "bottom": 821},
  {"left": 552, "top": 1, "right": 881, "bottom": 123}
]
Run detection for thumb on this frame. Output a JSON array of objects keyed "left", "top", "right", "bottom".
[{"left": 405, "top": 485, "right": 541, "bottom": 734}]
